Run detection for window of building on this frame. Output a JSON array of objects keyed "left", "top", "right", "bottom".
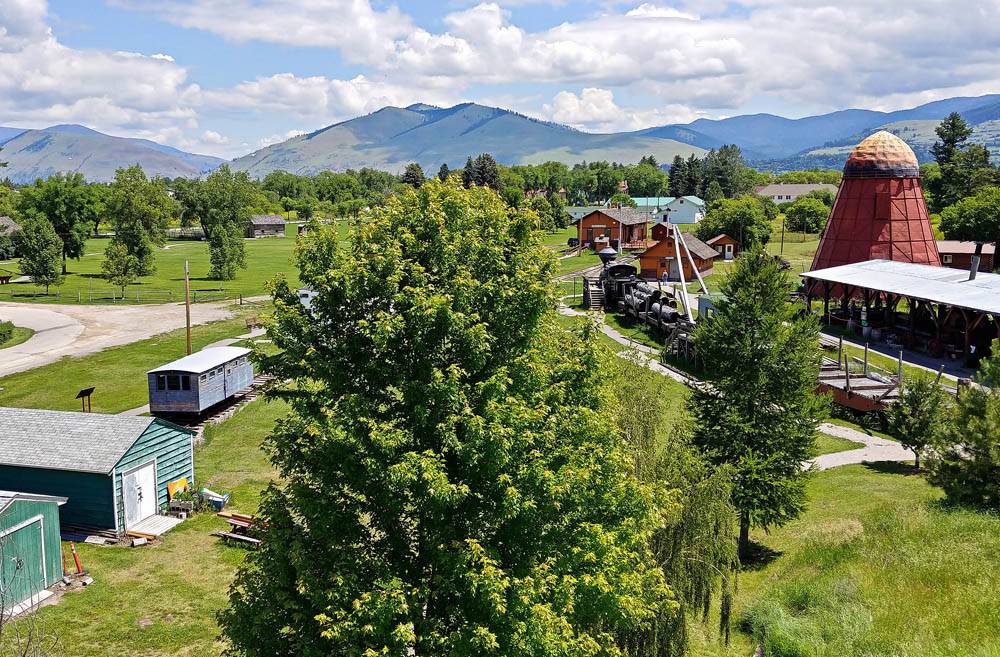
[
  {"left": 200, "top": 374, "right": 208, "bottom": 382},
  {"left": 181, "top": 375, "right": 191, "bottom": 391},
  {"left": 943, "top": 254, "right": 953, "bottom": 264},
  {"left": 157, "top": 375, "right": 166, "bottom": 391},
  {"left": 167, "top": 375, "right": 181, "bottom": 391}
]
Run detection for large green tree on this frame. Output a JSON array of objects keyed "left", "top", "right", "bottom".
[
  {"left": 939, "top": 186, "right": 1000, "bottom": 268},
  {"left": 689, "top": 249, "right": 826, "bottom": 559},
  {"left": 189, "top": 165, "right": 256, "bottom": 280},
  {"left": 927, "top": 341, "right": 1000, "bottom": 508},
  {"left": 929, "top": 113, "right": 1000, "bottom": 209},
  {"left": 220, "top": 179, "right": 673, "bottom": 657},
  {"left": 696, "top": 196, "right": 772, "bottom": 248},
  {"left": 783, "top": 196, "right": 829, "bottom": 233},
  {"left": 17, "top": 172, "right": 94, "bottom": 273},
  {"left": 105, "top": 165, "right": 174, "bottom": 276},
  {"left": 17, "top": 214, "right": 64, "bottom": 293}
]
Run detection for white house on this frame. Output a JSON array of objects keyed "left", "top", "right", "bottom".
[
  {"left": 754, "top": 183, "right": 838, "bottom": 203},
  {"left": 654, "top": 196, "right": 705, "bottom": 225}
]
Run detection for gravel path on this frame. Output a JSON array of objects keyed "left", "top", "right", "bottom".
[
  {"left": 0, "top": 300, "right": 238, "bottom": 377},
  {"left": 560, "top": 302, "right": 911, "bottom": 470}
]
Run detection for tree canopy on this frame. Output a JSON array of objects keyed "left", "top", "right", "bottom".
[
  {"left": 17, "top": 172, "right": 95, "bottom": 274},
  {"left": 939, "top": 186, "right": 1000, "bottom": 264},
  {"left": 104, "top": 165, "right": 174, "bottom": 276},
  {"left": 696, "top": 196, "right": 772, "bottom": 248},
  {"left": 221, "top": 179, "right": 676, "bottom": 657}
]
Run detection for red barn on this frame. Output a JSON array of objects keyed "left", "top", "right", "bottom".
[
  {"left": 811, "top": 131, "right": 940, "bottom": 270},
  {"left": 639, "top": 233, "right": 718, "bottom": 281}
]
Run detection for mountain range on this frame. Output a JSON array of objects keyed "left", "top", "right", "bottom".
[{"left": 3, "top": 94, "right": 1000, "bottom": 183}]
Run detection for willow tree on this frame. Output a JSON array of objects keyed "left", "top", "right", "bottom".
[
  {"left": 220, "top": 179, "right": 673, "bottom": 657},
  {"left": 689, "top": 248, "right": 826, "bottom": 560}
]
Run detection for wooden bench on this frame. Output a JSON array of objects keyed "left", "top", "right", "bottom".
[{"left": 213, "top": 531, "right": 262, "bottom": 546}]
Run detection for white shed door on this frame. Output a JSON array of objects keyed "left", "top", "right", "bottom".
[{"left": 123, "top": 462, "right": 157, "bottom": 528}]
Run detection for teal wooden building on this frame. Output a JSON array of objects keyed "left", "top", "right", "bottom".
[
  {"left": 0, "top": 408, "right": 195, "bottom": 533},
  {"left": 0, "top": 491, "right": 65, "bottom": 612}
]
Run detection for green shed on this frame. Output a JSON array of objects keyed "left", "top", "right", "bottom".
[
  {"left": 0, "top": 491, "right": 66, "bottom": 612},
  {"left": 0, "top": 408, "right": 195, "bottom": 533}
]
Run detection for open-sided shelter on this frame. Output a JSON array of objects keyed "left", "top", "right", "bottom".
[{"left": 0, "top": 409, "right": 194, "bottom": 533}]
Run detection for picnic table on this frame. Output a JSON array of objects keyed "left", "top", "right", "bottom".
[{"left": 213, "top": 511, "right": 262, "bottom": 547}]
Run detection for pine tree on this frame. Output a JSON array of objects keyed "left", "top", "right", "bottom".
[
  {"left": 689, "top": 248, "right": 826, "bottom": 560},
  {"left": 437, "top": 163, "right": 450, "bottom": 182},
  {"left": 685, "top": 154, "right": 702, "bottom": 196},
  {"left": 932, "top": 112, "right": 973, "bottom": 167},
  {"left": 886, "top": 376, "right": 950, "bottom": 469},
  {"left": 401, "top": 162, "right": 425, "bottom": 188},
  {"left": 703, "top": 180, "right": 724, "bottom": 205},
  {"left": 462, "top": 156, "right": 475, "bottom": 187},
  {"left": 668, "top": 155, "right": 687, "bottom": 197}
]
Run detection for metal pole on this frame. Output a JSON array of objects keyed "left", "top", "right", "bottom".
[
  {"left": 864, "top": 342, "right": 869, "bottom": 376},
  {"left": 184, "top": 260, "right": 192, "bottom": 355},
  {"left": 670, "top": 224, "right": 694, "bottom": 322},
  {"left": 780, "top": 214, "right": 786, "bottom": 256}
]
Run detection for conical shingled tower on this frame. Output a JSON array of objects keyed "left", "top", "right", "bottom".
[{"left": 811, "top": 131, "right": 940, "bottom": 270}]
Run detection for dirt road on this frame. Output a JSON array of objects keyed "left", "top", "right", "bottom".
[{"left": 0, "top": 301, "right": 238, "bottom": 377}]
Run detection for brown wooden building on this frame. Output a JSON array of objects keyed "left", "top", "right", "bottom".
[
  {"left": 936, "top": 240, "right": 995, "bottom": 272},
  {"left": 706, "top": 233, "right": 739, "bottom": 261},
  {"left": 639, "top": 233, "right": 718, "bottom": 281},
  {"left": 576, "top": 208, "right": 649, "bottom": 250},
  {"left": 247, "top": 214, "right": 287, "bottom": 238}
]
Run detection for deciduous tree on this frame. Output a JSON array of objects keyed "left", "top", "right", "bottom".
[
  {"left": 696, "top": 196, "right": 772, "bottom": 249},
  {"left": 105, "top": 165, "right": 174, "bottom": 275},
  {"left": 886, "top": 376, "right": 951, "bottom": 469},
  {"left": 689, "top": 249, "right": 826, "bottom": 560},
  {"left": 783, "top": 196, "right": 829, "bottom": 233},
  {"left": 220, "top": 179, "right": 672, "bottom": 657},
  {"left": 101, "top": 239, "right": 140, "bottom": 297},
  {"left": 17, "top": 214, "right": 64, "bottom": 294},
  {"left": 939, "top": 186, "right": 1000, "bottom": 268},
  {"left": 17, "top": 173, "right": 94, "bottom": 273}
]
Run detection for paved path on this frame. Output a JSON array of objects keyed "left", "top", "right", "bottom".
[
  {"left": 560, "top": 302, "right": 912, "bottom": 470},
  {"left": 0, "top": 300, "right": 237, "bottom": 377},
  {"left": 807, "top": 422, "right": 913, "bottom": 470}
]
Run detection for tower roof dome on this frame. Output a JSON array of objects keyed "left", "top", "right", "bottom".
[{"left": 843, "top": 131, "right": 920, "bottom": 178}]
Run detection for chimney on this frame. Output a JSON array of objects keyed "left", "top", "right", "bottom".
[{"left": 969, "top": 242, "right": 984, "bottom": 281}]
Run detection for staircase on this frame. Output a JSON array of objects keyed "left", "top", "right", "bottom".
[{"left": 583, "top": 279, "right": 604, "bottom": 309}]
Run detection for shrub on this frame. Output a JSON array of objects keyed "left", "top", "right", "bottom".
[{"left": 0, "top": 320, "right": 13, "bottom": 344}]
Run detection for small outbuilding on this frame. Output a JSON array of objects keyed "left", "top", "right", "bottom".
[
  {"left": 247, "top": 214, "right": 286, "bottom": 238},
  {"left": 706, "top": 233, "right": 740, "bottom": 261},
  {"left": 654, "top": 196, "right": 705, "bottom": 224},
  {"left": 575, "top": 207, "right": 650, "bottom": 250},
  {"left": 0, "top": 408, "right": 195, "bottom": 532},
  {"left": 639, "top": 232, "right": 718, "bottom": 281},
  {"left": 148, "top": 346, "right": 254, "bottom": 416},
  {"left": 0, "top": 491, "right": 65, "bottom": 612},
  {"left": 937, "top": 240, "right": 995, "bottom": 272}
]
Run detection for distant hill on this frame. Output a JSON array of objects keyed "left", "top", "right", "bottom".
[
  {"left": 0, "top": 124, "right": 224, "bottom": 184},
  {"left": 230, "top": 103, "right": 706, "bottom": 177}
]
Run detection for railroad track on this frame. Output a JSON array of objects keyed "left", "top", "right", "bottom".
[{"left": 173, "top": 374, "right": 275, "bottom": 440}]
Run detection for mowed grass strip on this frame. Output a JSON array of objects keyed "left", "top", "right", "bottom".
[
  {"left": 0, "top": 315, "right": 250, "bottom": 413},
  {"left": 36, "top": 398, "right": 286, "bottom": 657},
  {"left": 0, "top": 325, "right": 34, "bottom": 349}
]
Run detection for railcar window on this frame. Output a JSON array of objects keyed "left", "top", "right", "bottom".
[
  {"left": 181, "top": 375, "right": 191, "bottom": 391},
  {"left": 157, "top": 375, "right": 166, "bottom": 391},
  {"left": 167, "top": 375, "right": 181, "bottom": 391}
]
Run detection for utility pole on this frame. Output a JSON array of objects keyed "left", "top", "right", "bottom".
[
  {"left": 780, "top": 214, "right": 786, "bottom": 256},
  {"left": 184, "top": 260, "right": 192, "bottom": 355}
]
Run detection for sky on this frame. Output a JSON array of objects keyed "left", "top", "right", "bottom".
[{"left": 1, "top": 0, "right": 999, "bottom": 159}]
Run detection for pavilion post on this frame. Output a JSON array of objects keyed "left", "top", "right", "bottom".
[
  {"left": 864, "top": 342, "right": 869, "bottom": 376},
  {"left": 898, "top": 350, "right": 904, "bottom": 383}
]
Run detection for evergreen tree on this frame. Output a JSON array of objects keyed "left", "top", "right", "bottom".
[
  {"left": 220, "top": 179, "right": 673, "bottom": 656},
  {"left": 929, "top": 113, "right": 1000, "bottom": 209},
  {"left": 105, "top": 165, "right": 174, "bottom": 276},
  {"left": 689, "top": 249, "right": 826, "bottom": 559},
  {"left": 437, "top": 163, "right": 450, "bottom": 182},
  {"left": 400, "top": 162, "right": 425, "bottom": 188},
  {"left": 927, "top": 341, "right": 1000, "bottom": 507},
  {"left": 17, "top": 214, "right": 64, "bottom": 294},
  {"left": 685, "top": 154, "right": 702, "bottom": 197},
  {"left": 887, "top": 376, "right": 951, "bottom": 469},
  {"left": 703, "top": 180, "right": 724, "bottom": 205},
  {"left": 668, "top": 155, "right": 687, "bottom": 198},
  {"left": 462, "top": 156, "right": 475, "bottom": 188},
  {"left": 932, "top": 112, "right": 973, "bottom": 167},
  {"left": 472, "top": 153, "right": 501, "bottom": 190}
]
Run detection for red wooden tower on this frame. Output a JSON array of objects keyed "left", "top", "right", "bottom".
[{"left": 811, "top": 131, "right": 940, "bottom": 270}]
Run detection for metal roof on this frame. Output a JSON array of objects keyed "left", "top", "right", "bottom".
[
  {"left": 936, "top": 240, "right": 996, "bottom": 255},
  {"left": 0, "top": 490, "right": 67, "bottom": 515},
  {"left": 678, "top": 233, "right": 720, "bottom": 261},
  {"left": 755, "top": 183, "right": 838, "bottom": 197},
  {"left": 148, "top": 346, "right": 251, "bottom": 374},
  {"left": 802, "top": 259, "right": 1000, "bottom": 314},
  {"left": 0, "top": 408, "right": 159, "bottom": 474},
  {"left": 632, "top": 196, "right": 674, "bottom": 207}
]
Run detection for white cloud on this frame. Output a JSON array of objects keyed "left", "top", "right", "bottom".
[
  {"left": 543, "top": 88, "right": 702, "bottom": 132},
  {"left": 625, "top": 4, "right": 699, "bottom": 19},
  {"left": 201, "top": 129, "right": 229, "bottom": 144},
  {"left": 256, "top": 129, "right": 306, "bottom": 149}
]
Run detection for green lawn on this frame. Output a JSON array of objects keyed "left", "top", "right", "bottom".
[
  {"left": 0, "top": 324, "right": 34, "bottom": 349},
  {"left": 813, "top": 432, "right": 861, "bottom": 456},
  {"left": 0, "top": 228, "right": 301, "bottom": 304},
  {"left": 690, "top": 464, "right": 1000, "bottom": 657},
  {"left": 35, "top": 398, "right": 286, "bottom": 657},
  {"left": 540, "top": 226, "right": 576, "bottom": 249},
  {"left": 556, "top": 252, "right": 603, "bottom": 276},
  {"left": 0, "top": 314, "right": 256, "bottom": 413}
]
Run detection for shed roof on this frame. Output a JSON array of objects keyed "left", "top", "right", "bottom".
[
  {"left": 669, "top": 196, "right": 705, "bottom": 207},
  {"left": 148, "top": 346, "right": 251, "bottom": 374},
  {"left": 0, "top": 216, "right": 20, "bottom": 234},
  {"left": 250, "top": 214, "right": 286, "bottom": 225},
  {"left": 936, "top": 240, "right": 996, "bottom": 255},
  {"left": 678, "top": 233, "right": 720, "bottom": 261},
  {"left": 802, "top": 259, "right": 1000, "bottom": 315},
  {"left": 632, "top": 197, "right": 674, "bottom": 207},
  {"left": 0, "top": 490, "right": 67, "bottom": 515},
  {"left": 706, "top": 233, "right": 736, "bottom": 246},
  {"left": 0, "top": 408, "right": 168, "bottom": 474},
  {"left": 584, "top": 208, "right": 650, "bottom": 226}
]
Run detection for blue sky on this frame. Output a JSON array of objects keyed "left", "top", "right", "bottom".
[{"left": 3, "top": 0, "right": 999, "bottom": 159}]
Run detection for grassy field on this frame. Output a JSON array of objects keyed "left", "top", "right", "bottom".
[
  {"left": 0, "top": 225, "right": 303, "bottom": 304},
  {"left": 691, "top": 464, "right": 1000, "bottom": 657},
  {"left": 0, "top": 324, "right": 34, "bottom": 349},
  {"left": 0, "top": 314, "right": 255, "bottom": 413},
  {"left": 813, "top": 432, "right": 862, "bottom": 456},
  {"left": 36, "top": 398, "right": 286, "bottom": 657}
]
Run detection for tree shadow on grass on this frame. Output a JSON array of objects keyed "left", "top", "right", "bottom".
[
  {"left": 862, "top": 460, "right": 920, "bottom": 477},
  {"left": 740, "top": 541, "right": 783, "bottom": 571}
]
